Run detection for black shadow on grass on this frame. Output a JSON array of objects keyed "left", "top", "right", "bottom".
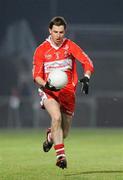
[{"left": 65, "top": 170, "right": 123, "bottom": 176}]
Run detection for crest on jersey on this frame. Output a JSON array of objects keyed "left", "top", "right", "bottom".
[
  {"left": 63, "top": 44, "right": 69, "bottom": 50},
  {"left": 45, "top": 54, "right": 52, "bottom": 60}
]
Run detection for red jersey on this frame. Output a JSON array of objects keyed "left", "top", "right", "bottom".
[{"left": 33, "top": 36, "right": 94, "bottom": 91}]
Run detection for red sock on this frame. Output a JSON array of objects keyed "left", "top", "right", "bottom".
[{"left": 54, "top": 144, "right": 65, "bottom": 159}]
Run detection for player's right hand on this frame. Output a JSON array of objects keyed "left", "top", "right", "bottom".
[{"left": 44, "top": 81, "right": 60, "bottom": 91}]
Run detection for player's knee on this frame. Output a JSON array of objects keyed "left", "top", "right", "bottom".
[{"left": 52, "top": 114, "right": 62, "bottom": 126}]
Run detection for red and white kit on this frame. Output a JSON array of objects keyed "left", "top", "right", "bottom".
[{"left": 33, "top": 36, "right": 94, "bottom": 115}]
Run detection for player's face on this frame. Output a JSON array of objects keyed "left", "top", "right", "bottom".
[{"left": 49, "top": 25, "right": 66, "bottom": 46}]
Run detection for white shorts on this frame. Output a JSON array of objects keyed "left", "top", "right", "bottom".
[{"left": 38, "top": 88, "right": 47, "bottom": 107}]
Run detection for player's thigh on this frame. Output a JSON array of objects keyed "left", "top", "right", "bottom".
[
  {"left": 44, "top": 98, "right": 61, "bottom": 119},
  {"left": 62, "top": 113, "right": 73, "bottom": 138}
]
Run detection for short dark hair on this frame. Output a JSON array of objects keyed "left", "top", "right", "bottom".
[{"left": 49, "top": 16, "right": 67, "bottom": 30}]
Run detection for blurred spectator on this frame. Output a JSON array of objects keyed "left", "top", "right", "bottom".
[
  {"left": 8, "top": 87, "right": 21, "bottom": 128},
  {"left": 20, "top": 82, "right": 31, "bottom": 96},
  {"left": 32, "top": 97, "right": 41, "bottom": 128}
]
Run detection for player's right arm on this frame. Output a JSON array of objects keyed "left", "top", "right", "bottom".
[
  {"left": 32, "top": 46, "right": 46, "bottom": 87},
  {"left": 32, "top": 46, "right": 59, "bottom": 91},
  {"left": 34, "top": 76, "right": 46, "bottom": 88}
]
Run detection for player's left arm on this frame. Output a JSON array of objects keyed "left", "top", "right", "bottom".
[
  {"left": 69, "top": 40, "right": 94, "bottom": 94},
  {"left": 69, "top": 40, "right": 94, "bottom": 74}
]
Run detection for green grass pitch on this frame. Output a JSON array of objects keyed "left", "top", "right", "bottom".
[{"left": 0, "top": 128, "right": 123, "bottom": 180}]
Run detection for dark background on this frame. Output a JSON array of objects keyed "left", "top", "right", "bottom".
[
  {"left": 0, "top": 0, "right": 123, "bottom": 128},
  {"left": 0, "top": 0, "right": 122, "bottom": 42}
]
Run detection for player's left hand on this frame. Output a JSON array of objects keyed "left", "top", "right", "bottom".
[{"left": 79, "top": 76, "right": 89, "bottom": 94}]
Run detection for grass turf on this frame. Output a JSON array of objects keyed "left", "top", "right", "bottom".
[{"left": 0, "top": 128, "right": 123, "bottom": 180}]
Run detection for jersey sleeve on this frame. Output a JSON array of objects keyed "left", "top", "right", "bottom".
[
  {"left": 32, "top": 46, "right": 44, "bottom": 80},
  {"left": 69, "top": 40, "right": 94, "bottom": 73}
]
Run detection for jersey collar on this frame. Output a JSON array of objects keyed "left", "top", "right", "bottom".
[{"left": 46, "top": 35, "right": 66, "bottom": 50}]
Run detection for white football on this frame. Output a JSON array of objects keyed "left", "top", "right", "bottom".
[{"left": 48, "top": 69, "right": 68, "bottom": 89}]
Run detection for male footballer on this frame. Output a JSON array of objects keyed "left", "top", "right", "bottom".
[{"left": 32, "top": 16, "right": 94, "bottom": 169}]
